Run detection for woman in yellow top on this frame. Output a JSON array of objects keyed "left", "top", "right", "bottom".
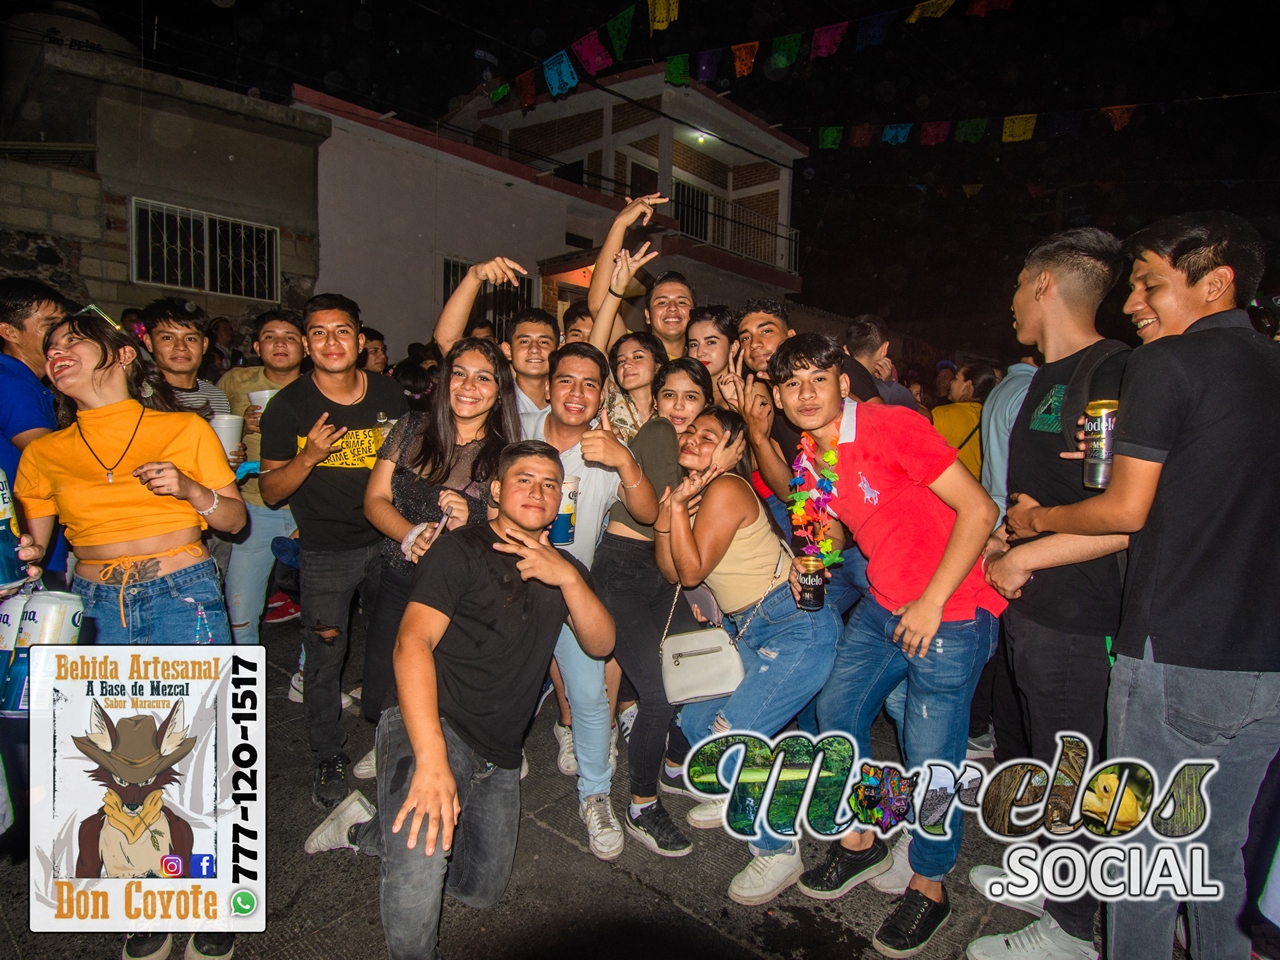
[
  {"left": 930, "top": 361, "right": 998, "bottom": 479},
  {"left": 14, "top": 313, "right": 246, "bottom": 644}
]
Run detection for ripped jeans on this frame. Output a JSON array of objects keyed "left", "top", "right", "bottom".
[
  {"left": 299, "top": 543, "right": 382, "bottom": 761},
  {"left": 71, "top": 558, "right": 230, "bottom": 644},
  {"left": 679, "top": 581, "right": 841, "bottom": 853}
]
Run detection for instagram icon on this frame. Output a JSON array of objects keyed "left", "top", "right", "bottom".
[{"left": 159, "top": 855, "right": 183, "bottom": 878}]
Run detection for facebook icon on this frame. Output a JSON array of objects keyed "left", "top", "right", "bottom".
[{"left": 190, "top": 854, "right": 216, "bottom": 878}]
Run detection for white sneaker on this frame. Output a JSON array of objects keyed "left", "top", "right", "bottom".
[
  {"left": 288, "top": 672, "right": 354, "bottom": 709},
  {"left": 348, "top": 686, "right": 362, "bottom": 700},
  {"left": 966, "top": 914, "right": 1098, "bottom": 960},
  {"left": 579, "top": 793, "right": 624, "bottom": 861},
  {"left": 969, "top": 864, "right": 1046, "bottom": 917},
  {"left": 352, "top": 748, "right": 377, "bottom": 780},
  {"left": 686, "top": 797, "right": 728, "bottom": 829},
  {"left": 520, "top": 750, "right": 529, "bottom": 780},
  {"left": 609, "top": 723, "right": 619, "bottom": 774},
  {"left": 554, "top": 723, "right": 578, "bottom": 775},
  {"left": 304, "top": 790, "right": 374, "bottom": 854},
  {"left": 618, "top": 703, "right": 638, "bottom": 742},
  {"left": 728, "top": 845, "right": 805, "bottom": 905},
  {"left": 871, "top": 832, "right": 913, "bottom": 894}
]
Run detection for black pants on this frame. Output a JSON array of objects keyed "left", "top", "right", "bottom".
[
  {"left": 1002, "top": 605, "right": 1113, "bottom": 942},
  {"left": 363, "top": 558, "right": 413, "bottom": 723},
  {"left": 590, "top": 533, "right": 698, "bottom": 797}
]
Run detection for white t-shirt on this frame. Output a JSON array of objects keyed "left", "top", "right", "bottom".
[
  {"left": 528, "top": 408, "right": 619, "bottom": 569},
  {"left": 516, "top": 384, "right": 546, "bottom": 440}
]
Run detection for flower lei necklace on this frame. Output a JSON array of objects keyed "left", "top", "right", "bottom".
[{"left": 788, "top": 419, "right": 844, "bottom": 567}]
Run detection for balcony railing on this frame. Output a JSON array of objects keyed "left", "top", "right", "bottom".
[{"left": 672, "top": 180, "right": 799, "bottom": 275}]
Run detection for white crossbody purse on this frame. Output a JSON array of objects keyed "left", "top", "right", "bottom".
[{"left": 658, "top": 549, "right": 788, "bottom": 705}]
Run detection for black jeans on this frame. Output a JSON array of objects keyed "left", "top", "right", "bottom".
[
  {"left": 1002, "top": 605, "right": 1112, "bottom": 941},
  {"left": 299, "top": 543, "right": 382, "bottom": 760},
  {"left": 363, "top": 558, "right": 413, "bottom": 723},
  {"left": 590, "top": 533, "right": 698, "bottom": 796}
]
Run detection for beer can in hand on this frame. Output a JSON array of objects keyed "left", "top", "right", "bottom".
[
  {"left": 1083, "top": 400, "right": 1119, "bottom": 489},
  {"left": 797, "top": 557, "right": 826, "bottom": 612}
]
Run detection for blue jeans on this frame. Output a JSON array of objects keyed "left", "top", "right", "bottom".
[
  {"left": 554, "top": 623, "right": 612, "bottom": 801},
  {"left": 72, "top": 558, "right": 230, "bottom": 645},
  {"left": 816, "top": 596, "right": 997, "bottom": 880},
  {"left": 762, "top": 493, "right": 790, "bottom": 536},
  {"left": 225, "top": 502, "right": 294, "bottom": 645},
  {"left": 299, "top": 543, "right": 382, "bottom": 760},
  {"left": 357, "top": 708, "right": 520, "bottom": 960},
  {"left": 825, "top": 544, "right": 870, "bottom": 617},
  {"left": 1106, "top": 639, "right": 1280, "bottom": 960},
  {"left": 680, "top": 582, "right": 841, "bottom": 853}
]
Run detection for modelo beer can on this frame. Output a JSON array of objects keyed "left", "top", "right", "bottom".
[
  {"left": 15, "top": 591, "right": 84, "bottom": 647},
  {"left": 1083, "top": 400, "right": 1119, "bottom": 489},
  {"left": 796, "top": 557, "right": 826, "bottom": 612}
]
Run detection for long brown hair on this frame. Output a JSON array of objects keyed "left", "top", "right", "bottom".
[{"left": 43, "top": 313, "right": 183, "bottom": 427}]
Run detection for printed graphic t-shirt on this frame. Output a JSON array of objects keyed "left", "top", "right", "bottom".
[{"left": 260, "top": 372, "right": 408, "bottom": 550}]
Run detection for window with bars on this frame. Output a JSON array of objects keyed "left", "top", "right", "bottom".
[
  {"left": 131, "top": 198, "right": 280, "bottom": 302},
  {"left": 442, "top": 257, "right": 538, "bottom": 341}
]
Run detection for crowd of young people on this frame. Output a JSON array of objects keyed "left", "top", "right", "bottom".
[{"left": 1, "top": 201, "right": 1277, "bottom": 960}]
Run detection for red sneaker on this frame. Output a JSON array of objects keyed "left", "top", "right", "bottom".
[
  {"left": 264, "top": 598, "right": 301, "bottom": 623},
  {"left": 266, "top": 591, "right": 290, "bottom": 610}
]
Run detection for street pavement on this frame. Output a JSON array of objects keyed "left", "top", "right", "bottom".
[{"left": 2, "top": 612, "right": 1276, "bottom": 959}]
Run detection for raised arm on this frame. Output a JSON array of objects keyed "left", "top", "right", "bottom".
[
  {"left": 659, "top": 471, "right": 751, "bottom": 587},
  {"left": 587, "top": 194, "right": 668, "bottom": 318},
  {"left": 590, "top": 242, "right": 660, "bottom": 355},
  {"left": 434, "top": 257, "right": 528, "bottom": 354}
]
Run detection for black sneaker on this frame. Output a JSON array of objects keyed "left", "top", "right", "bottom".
[
  {"left": 312, "top": 754, "right": 349, "bottom": 810},
  {"left": 624, "top": 801, "right": 693, "bottom": 857},
  {"left": 122, "top": 932, "right": 172, "bottom": 960},
  {"left": 872, "top": 885, "right": 951, "bottom": 958},
  {"left": 797, "top": 836, "right": 892, "bottom": 900},
  {"left": 657, "top": 765, "right": 694, "bottom": 798},
  {"left": 185, "top": 932, "right": 235, "bottom": 959}
]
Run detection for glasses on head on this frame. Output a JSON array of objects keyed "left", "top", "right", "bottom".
[{"left": 68, "top": 304, "right": 120, "bottom": 329}]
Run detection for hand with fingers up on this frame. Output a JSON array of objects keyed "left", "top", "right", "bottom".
[{"left": 468, "top": 257, "right": 528, "bottom": 288}]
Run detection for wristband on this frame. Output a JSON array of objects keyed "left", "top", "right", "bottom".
[
  {"left": 652, "top": 528, "right": 671, "bottom": 535},
  {"left": 195, "top": 490, "right": 220, "bottom": 517},
  {"left": 609, "top": 286, "right": 627, "bottom": 299}
]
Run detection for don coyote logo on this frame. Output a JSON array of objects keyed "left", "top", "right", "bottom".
[{"left": 72, "top": 698, "right": 196, "bottom": 879}]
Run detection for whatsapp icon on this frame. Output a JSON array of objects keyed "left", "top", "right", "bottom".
[{"left": 230, "top": 889, "right": 258, "bottom": 917}]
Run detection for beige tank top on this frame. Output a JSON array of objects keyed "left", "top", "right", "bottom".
[{"left": 699, "top": 475, "right": 787, "bottom": 614}]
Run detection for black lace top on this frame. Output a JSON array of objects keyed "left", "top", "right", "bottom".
[{"left": 378, "top": 412, "right": 491, "bottom": 575}]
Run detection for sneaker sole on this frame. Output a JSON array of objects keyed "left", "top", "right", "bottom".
[
  {"left": 304, "top": 791, "right": 367, "bottom": 853},
  {"left": 587, "top": 840, "right": 624, "bottom": 861},
  {"left": 287, "top": 688, "right": 304, "bottom": 703},
  {"left": 686, "top": 809, "right": 726, "bottom": 829},
  {"left": 352, "top": 764, "right": 376, "bottom": 780},
  {"left": 124, "top": 934, "right": 174, "bottom": 960},
  {"left": 872, "top": 911, "right": 949, "bottom": 958},
  {"left": 965, "top": 746, "right": 994, "bottom": 760},
  {"left": 623, "top": 819, "right": 692, "bottom": 858},
  {"left": 728, "top": 862, "right": 804, "bottom": 906},
  {"left": 265, "top": 612, "right": 301, "bottom": 623},
  {"left": 797, "top": 853, "right": 894, "bottom": 900}
]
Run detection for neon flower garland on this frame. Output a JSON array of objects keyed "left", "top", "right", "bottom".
[{"left": 788, "top": 426, "right": 844, "bottom": 567}]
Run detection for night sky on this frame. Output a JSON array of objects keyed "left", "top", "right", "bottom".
[{"left": 56, "top": 0, "right": 1280, "bottom": 358}]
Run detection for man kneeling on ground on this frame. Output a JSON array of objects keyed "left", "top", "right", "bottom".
[{"left": 303, "top": 440, "right": 615, "bottom": 959}]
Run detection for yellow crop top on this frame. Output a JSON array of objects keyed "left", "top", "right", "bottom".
[
  {"left": 698, "top": 475, "right": 788, "bottom": 614},
  {"left": 15, "top": 399, "right": 237, "bottom": 547}
]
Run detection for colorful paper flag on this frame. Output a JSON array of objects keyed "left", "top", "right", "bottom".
[
  {"left": 818, "top": 127, "right": 844, "bottom": 149},
  {"left": 665, "top": 53, "right": 690, "bottom": 86},
  {"left": 695, "top": 48, "right": 722, "bottom": 82},
  {"left": 856, "top": 13, "right": 892, "bottom": 50},
  {"left": 607, "top": 5, "right": 634, "bottom": 59},
  {"left": 955, "top": 117, "right": 987, "bottom": 143},
  {"left": 967, "top": 0, "right": 1013, "bottom": 14},
  {"left": 488, "top": 83, "right": 510, "bottom": 105},
  {"left": 649, "top": 0, "right": 677, "bottom": 33},
  {"left": 1002, "top": 113, "right": 1037, "bottom": 142},
  {"left": 962, "top": 183, "right": 983, "bottom": 197},
  {"left": 1046, "top": 112, "right": 1081, "bottom": 138},
  {"left": 1101, "top": 104, "right": 1136, "bottom": 131},
  {"left": 732, "top": 42, "right": 759, "bottom": 77},
  {"left": 571, "top": 30, "right": 613, "bottom": 77},
  {"left": 811, "top": 22, "right": 848, "bottom": 59},
  {"left": 850, "top": 124, "right": 875, "bottom": 147},
  {"left": 882, "top": 123, "right": 912, "bottom": 145},
  {"left": 907, "top": 0, "right": 956, "bottom": 23},
  {"left": 771, "top": 34, "right": 801, "bottom": 70},
  {"left": 920, "top": 120, "right": 951, "bottom": 145},
  {"left": 514, "top": 69, "right": 536, "bottom": 107},
  {"left": 543, "top": 51, "right": 579, "bottom": 98}
]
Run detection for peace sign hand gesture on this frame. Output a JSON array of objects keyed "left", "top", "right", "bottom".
[
  {"left": 491, "top": 528, "right": 579, "bottom": 588},
  {"left": 616, "top": 193, "right": 669, "bottom": 229},
  {"left": 609, "top": 241, "right": 660, "bottom": 297}
]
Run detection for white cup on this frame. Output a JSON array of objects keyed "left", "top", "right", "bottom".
[
  {"left": 209, "top": 415, "right": 245, "bottom": 456},
  {"left": 16, "top": 591, "right": 83, "bottom": 646},
  {"left": 247, "top": 389, "right": 280, "bottom": 411}
]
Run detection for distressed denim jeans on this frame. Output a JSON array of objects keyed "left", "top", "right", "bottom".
[
  {"left": 225, "top": 502, "right": 294, "bottom": 645},
  {"left": 357, "top": 708, "right": 520, "bottom": 960}
]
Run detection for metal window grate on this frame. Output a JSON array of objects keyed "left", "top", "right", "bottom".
[
  {"left": 443, "top": 257, "right": 538, "bottom": 342},
  {"left": 131, "top": 198, "right": 280, "bottom": 301}
]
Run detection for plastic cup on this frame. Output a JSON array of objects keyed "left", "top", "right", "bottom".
[
  {"left": 247, "top": 389, "right": 280, "bottom": 411},
  {"left": 549, "top": 476, "right": 580, "bottom": 545},
  {"left": 209, "top": 415, "right": 245, "bottom": 456}
]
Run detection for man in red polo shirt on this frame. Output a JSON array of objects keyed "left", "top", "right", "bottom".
[{"left": 771, "top": 332, "right": 1004, "bottom": 958}]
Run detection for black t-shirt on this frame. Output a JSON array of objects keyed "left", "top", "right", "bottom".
[
  {"left": 1111, "top": 310, "right": 1280, "bottom": 671},
  {"left": 260, "top": 371, "right": 409, "bottom": 550},
  {"left": 1007, "top": 345, "right": 1128, "bottom": 635},
  {"left": 408, "top": 524, "right": 592, "bottom": 768}
]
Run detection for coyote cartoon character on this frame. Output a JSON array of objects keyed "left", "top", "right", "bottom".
[{"left": 72, "top": 698, "right": 196, "bottom": 878}]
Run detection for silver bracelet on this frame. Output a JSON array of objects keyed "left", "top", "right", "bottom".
[
  {"left": 621, "top": 473, "right": 645, "bottom": 490},
  {"left": 195, "top": 490, "right": 220, "bottom": 517}
]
